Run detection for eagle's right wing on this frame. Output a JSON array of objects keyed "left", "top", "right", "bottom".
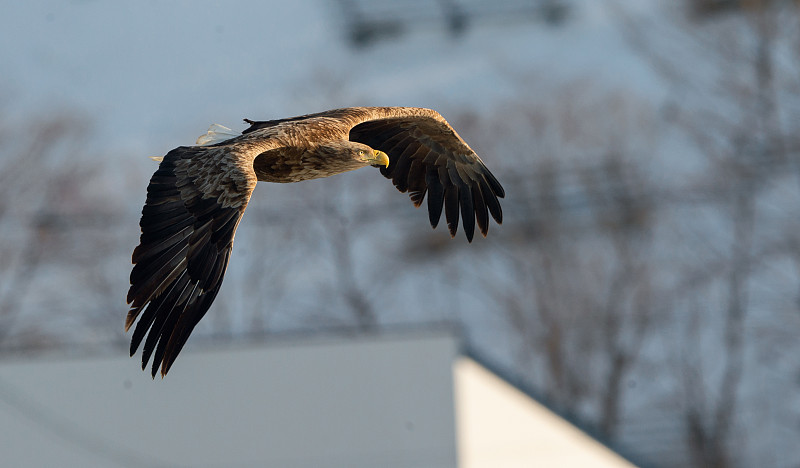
[{"left": 126, "top": 145, "right": 256, "bottom": 378}]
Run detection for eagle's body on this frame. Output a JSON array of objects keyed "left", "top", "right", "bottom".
[{"left": 127, "top": 107, "right": 504, "bottom": 377}]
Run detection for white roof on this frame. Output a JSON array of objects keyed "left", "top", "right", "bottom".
[{"left": 455, "top": 358, "right": 636, "bottom": 468}]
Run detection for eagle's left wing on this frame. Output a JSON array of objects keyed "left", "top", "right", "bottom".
[{"left": 347, "top": 107, "right": 505, "bottom": 241}]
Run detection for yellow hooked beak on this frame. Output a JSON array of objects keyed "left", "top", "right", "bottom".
[{"left": 368, "top": 150, "right": 390, "bottom": 168}]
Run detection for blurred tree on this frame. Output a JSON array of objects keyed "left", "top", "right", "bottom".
[{"left": 615, "top": 1, "right": 800, "bottom": 465}]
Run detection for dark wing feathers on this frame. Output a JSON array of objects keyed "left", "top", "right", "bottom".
[
  {"left": 350, "top": 114, "right": 504, "bottom": 241},
  {"left": 471, "top": 180, "right": 489, "bottom": 236},
  {"left": 444, "top": 184, "right": 460, "bottom": 238},
  {"left": 127, "top": 147, "right": 252, "bottom": 377},
  {"left": 425, "top": 168, "right": 445, "bottom": 228}
]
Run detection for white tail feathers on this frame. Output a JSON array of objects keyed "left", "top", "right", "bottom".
[{"left": 196, "top": 124, "right": 238, "bottom": 146}]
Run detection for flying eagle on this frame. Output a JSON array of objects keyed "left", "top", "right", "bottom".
[{"left": 126, "top": 106, "right": 505, "bottom": 377}]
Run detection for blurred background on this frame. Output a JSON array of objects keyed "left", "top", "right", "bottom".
[{"left": 1, "top": 0, "right": 799, "bottom": 466}]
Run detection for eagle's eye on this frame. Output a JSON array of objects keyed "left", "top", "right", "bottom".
[{"left": 358, "top": 150, "right": 366, "bottom": 156}]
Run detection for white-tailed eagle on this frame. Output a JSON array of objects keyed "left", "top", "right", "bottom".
[{"left": 126, "top": 107, "right": 504, "bottom": 377}]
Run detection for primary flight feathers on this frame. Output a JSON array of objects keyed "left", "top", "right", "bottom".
[{"left": 126, "top": 106, "right": 505, "bottom": 377}]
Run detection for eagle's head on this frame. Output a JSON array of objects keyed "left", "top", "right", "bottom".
[
  {"left": 357, "top": 145, "right": 390, "bottom": 168},
  {"left": 317, "top": 141, "right": 389, "bottom": 170}
]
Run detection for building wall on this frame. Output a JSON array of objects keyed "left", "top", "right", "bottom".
[{"left": 0, "top": 332, "right": 459, "bottom": 468}]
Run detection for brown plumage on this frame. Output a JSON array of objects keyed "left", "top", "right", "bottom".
[{"left": 126, "top": 106, "right": 505, "bottom": 377}]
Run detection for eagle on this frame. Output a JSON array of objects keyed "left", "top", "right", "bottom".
[{"left": 126, "top": 106, "right": 505, "bottom": 377}]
